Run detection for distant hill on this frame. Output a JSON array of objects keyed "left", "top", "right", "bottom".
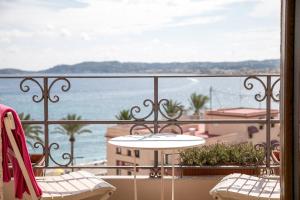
[
  {"left": 0, "top": 68, "right": 33, "bottom": 74},
  {"left": 0, "top": 59, "right": 280, "bottom": 75}
]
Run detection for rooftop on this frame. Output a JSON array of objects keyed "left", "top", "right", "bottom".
[{"left": 206, "top": 107, "right": 279, "bottom": 118}]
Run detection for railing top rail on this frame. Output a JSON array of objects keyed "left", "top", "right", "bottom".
[
  {"left": 32, "top": 165, "right": 280, "bottom": 170},
  {"left": 20, "top": 119, "right": 280, "bottom": 125},
  {"left": 0, "top": 74, "right": 280, "bottom": 78}
]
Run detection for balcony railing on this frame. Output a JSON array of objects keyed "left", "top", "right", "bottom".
[{"left": 0, "top": 74, "right": 280, "bottom": 175}]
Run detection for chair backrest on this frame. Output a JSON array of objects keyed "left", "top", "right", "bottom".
[
  {"left": 3, "top": 112, "right": 39, "bottom": 200},
  {"left": 272, "top": 150, "right": 280, "bottom": 164}
]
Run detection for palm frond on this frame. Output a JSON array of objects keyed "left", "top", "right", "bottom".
[
  {"left": 53, "top": 127, "right": 67, "bottom": 135},
  {"left": 189, "top": 92, "right": 209, "bottom": 115},
  {"left": 77, "top": 129, "right": 92, "bottom": 134},
  {"left": 19, "top": 112, "right": 43, "bottom": 146},
  {"left": 115, "top": 109, "right": 132, "bottom": 120},
  {"left": 162, "top": 99, "right": 184, "bottom": 117},
  {"left": 54, "top": 113, "right": 91, "bottom": 138}
]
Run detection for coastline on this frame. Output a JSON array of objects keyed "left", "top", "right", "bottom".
[{"left": 45, "top": 160, "right": 108, "bottom": 176}]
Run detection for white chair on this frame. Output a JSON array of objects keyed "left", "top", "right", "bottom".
[
  {"left": 2, "top": 112, "right": 116, "bottom": 200},
  {"left": 209, "top": 173, "right": 280, "bottom": 200}
]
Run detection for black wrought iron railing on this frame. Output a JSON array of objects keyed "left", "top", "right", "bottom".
[{"left": 0, "top": 74, "right": 280, "bottom": 174}]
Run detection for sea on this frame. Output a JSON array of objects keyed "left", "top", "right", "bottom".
[{"left": 0, "top": 74, "right": 280, "bottom": 165}]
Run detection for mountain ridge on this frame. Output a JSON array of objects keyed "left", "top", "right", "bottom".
[{"left": 0, "top": 59, "right": 280, "bottom": 74}]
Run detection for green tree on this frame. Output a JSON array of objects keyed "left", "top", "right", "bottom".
[
  {"left": 162, "top": 99, "right": 184, "bottom": 117},
  {"left": 54, "top": 114, "right": 91, "bottom": 166},
  {"left": 115, "top": 109, "right": 132, "bottom": 120},
  {"left": 189, "top": 93, "right": 209, "bottom": 116},
  {"left": 19, "top": 113, "right": 43, "bottom": 148}
]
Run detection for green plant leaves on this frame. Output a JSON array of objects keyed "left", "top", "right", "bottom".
[
  {"left": 189, "top": 92, "right": 209, "bottom": 116},
  {"left": 180, "top": 143, "right": 265, "bottom": 166},
  {"left": 115, "top": 109, "right": 132, "bottom": 120}
]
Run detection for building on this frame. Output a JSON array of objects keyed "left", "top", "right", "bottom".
[
  {"left": 105, "top": 122, "right": 207, "bottom": 175},
  {"left": 105, "top": 125, "right": 158, "bottom": 175},
  {"left": 106, "top": 107, "right": 280, "bottom": 175},
  {"left": 204, "top": 107, "right": 280, "bottom": 145}
]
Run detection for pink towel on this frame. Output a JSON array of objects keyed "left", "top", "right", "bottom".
[{"left": 0, "top": 104, "right": 42, "bottom": 198}]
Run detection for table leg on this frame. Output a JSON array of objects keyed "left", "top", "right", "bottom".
[
  {"left": 134, "top": 149, "right": 137, "bottom": 200},
  {"left": 161, "top": 150, "right": 164, "bottom": 200},
  {"left": 172, "top": 150, "right": 175, "bottom": 200}
]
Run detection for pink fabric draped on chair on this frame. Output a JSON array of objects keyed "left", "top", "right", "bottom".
[{"left": 0, "top": 104, "right": 42, "bottom": 199}]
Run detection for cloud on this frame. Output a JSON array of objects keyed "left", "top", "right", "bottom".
[
  {"left": 60, "top": 28, "right": 72, "bottom": 38},
  {"left": 170, "top": 16, "right": 224, "bottom": 27},
  {"left": 0, "top": 37, "right": 11, "bottom": 44},
  {"left": 6, "top": 46, "right": 20, "bottom": 54},
  {"left": 249, "top": 0, "right": 281, "bottom": 18},
  {"left": 46, "top": 24, "right": 55, "bottom": 31},
  {"left": 222, "top": 28, "right": 280, "bottom": 60},
  {"left": 0, "top": 0, "right": 251, "bottom": 50},
  {"left": 0, "top": 0, "right": 250, "bottom": 38},
  {"left": 0, "top": 0, "right": 281, "bottom": 70},
  {"left": 0, "top": 0, "right": 88, "bottom": 11},
  {"left": 80, "top": 32, "right": 91, "bottom": 41},
  {"left": 0, "top": 29, "right": 33, "bottom": 38}
]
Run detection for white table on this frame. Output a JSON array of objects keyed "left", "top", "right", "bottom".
[{"left": 109, "top": 133, "right": 205, "bottom": 200}]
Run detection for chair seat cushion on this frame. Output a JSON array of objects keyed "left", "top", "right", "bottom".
[
  {"left": 36, "top": 171, "right": 115, "bottom": 200},
  {"left": 209, "top": 173, "right": 280, "bottom": 200}
]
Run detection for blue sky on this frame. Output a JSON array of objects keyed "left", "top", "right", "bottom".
[{"left": 0, "top": 0, "right": 280, "bottom": 70}]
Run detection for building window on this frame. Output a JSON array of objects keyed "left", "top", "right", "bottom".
[
  {"left": 127, "top": 171, "right": 132, "bottom": 175},
  {"left": 271, "top": 117, "right": 275, "bottom": 128},
  {"left": 258, "top": 117, "right": 264, "bottom": 130},
  {"left": 136, "top": 164, "right": 139, "bottom": 172},
  {"left": 165, "top": 154, "right": 169, "bottom": 165},
  {"left": 116, "top": 160, "right": 121, "bottom": 175},
  {"left": 116, "top": 147, "right": 121, "bottom": 154},
  {"left": 127, "top": 149, "right": 132, "bottom": 156},
  {"left": 259, "top": 124, "right": 264, "bottom": 130},
  {"left": 134, "top": 150, "right": 140, "bottom": 158}
]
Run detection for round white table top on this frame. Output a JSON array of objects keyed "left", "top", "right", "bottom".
[{"left": 109, "top": 133, "right": 205, "bottom": 150}]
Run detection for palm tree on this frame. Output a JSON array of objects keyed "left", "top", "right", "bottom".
[
  {"left": 115, "top": 109, "right": 132, "bottom": 120},
  {"left": 162, "top": 99, "right": 184, "bottom": 117},
  {"left": 18, "top": 113, "right": 43, "bottom": 148},
  {"left": 189, "top": 92, "right": 209, "bottom": 116},
  {"left": 54, "top": 114, "right": 91, "bottom": 166}
]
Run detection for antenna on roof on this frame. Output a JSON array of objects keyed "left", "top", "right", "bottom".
[{"left": 209, "top": 86, "right": 213, "bottom": 110}]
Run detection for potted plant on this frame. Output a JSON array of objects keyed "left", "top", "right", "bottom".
[
  {"left": 162, "top": 99, "right": 184, "bottom": 118},
  {"left": 177, "top": 143, "right": 265, "bottom": 176},
  {"left": 189, "top": 92, "right": 209, "bottom": 119},
  {"left": 115, "top": 109, "right": 136, "bottom": 132},
  {"left": 115, "top": 109, "right": 133, "bottom": 120}
]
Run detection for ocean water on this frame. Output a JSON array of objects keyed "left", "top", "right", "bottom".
[{"left": 0, "top": 75, "right": 280, "bottom": 165}]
